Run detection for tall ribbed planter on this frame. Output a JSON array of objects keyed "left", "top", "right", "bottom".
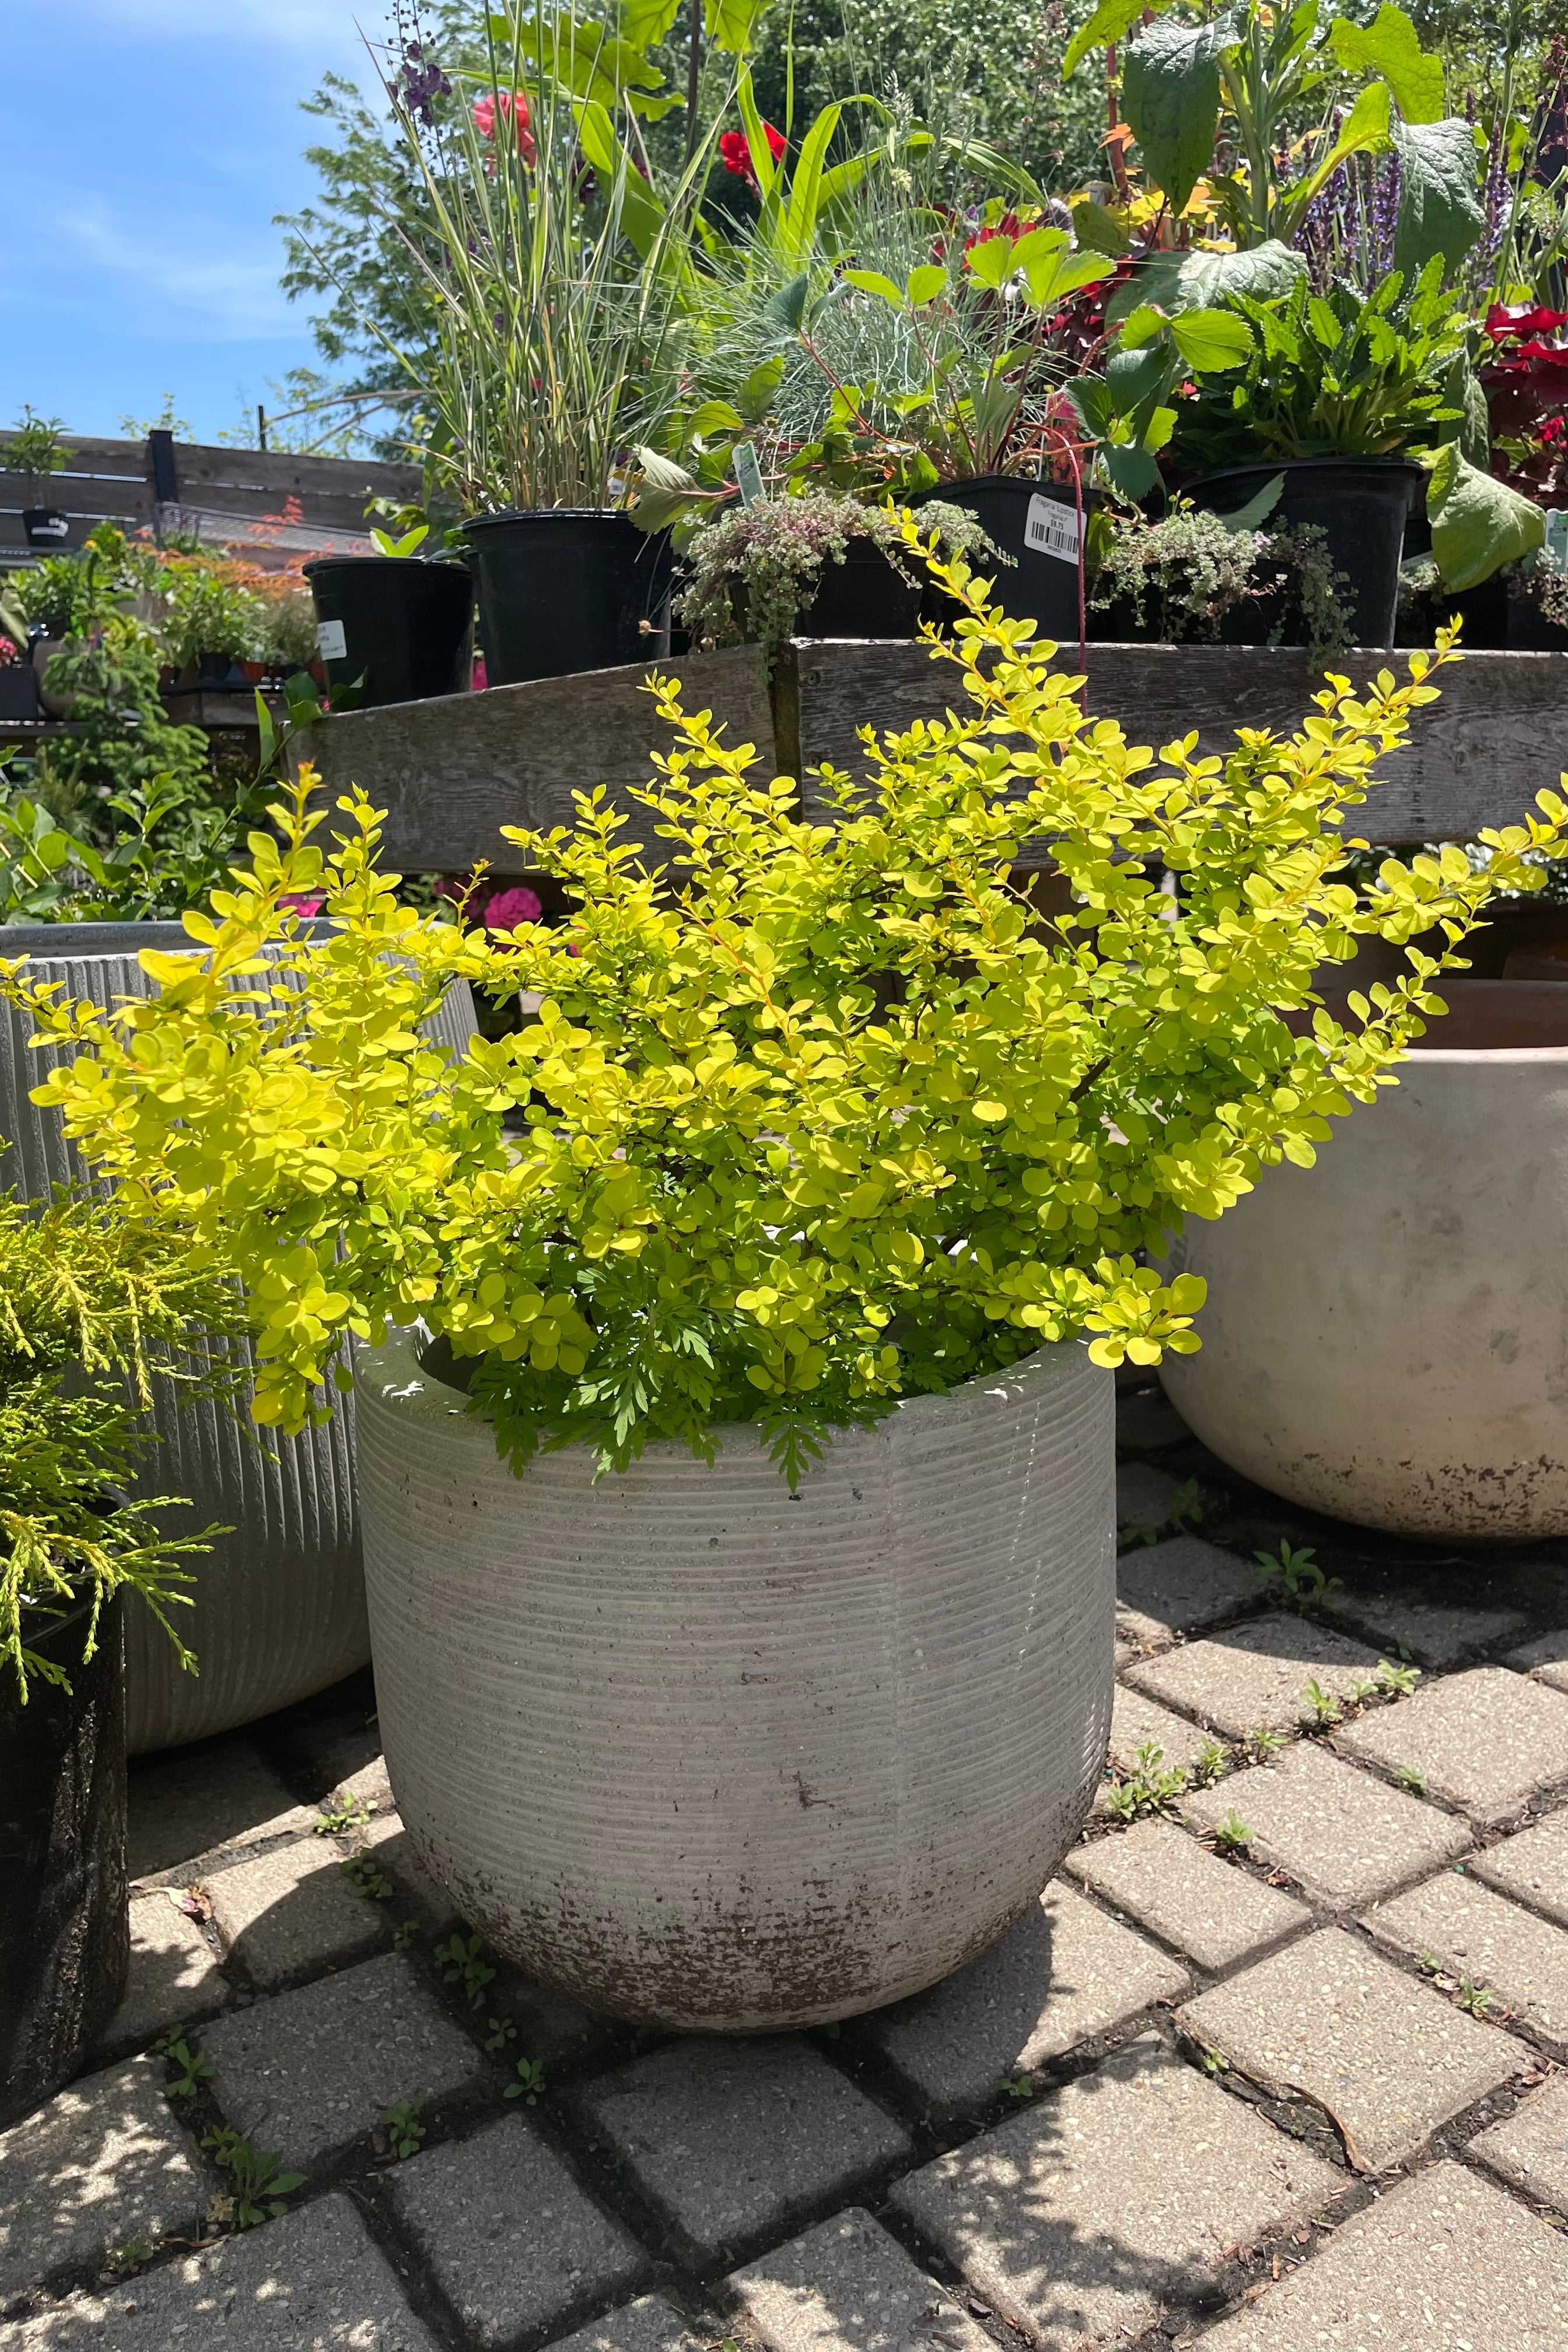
[
  {"left": 1161, "top": 981, "right": 1568, "bottom": 1538},
  {"left": 0, "top": 922, "right": 477, "bottom": 1752},
  {"left": 356, "top": 1324, "right": 1115, "bottom": 2031}
]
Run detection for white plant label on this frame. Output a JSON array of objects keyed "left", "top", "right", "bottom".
[
  {"left": 1026, "top": 493, "right": 1082, "bottom": 565},
  {"left": 1546, "top": 508, "right": 1568, "bottom": 572},
  {"left": 734, "top": 443, "right": 765, "bottom": 506},
  {"left": 316, "top": 618, "right": 348, "bottom": 660}
]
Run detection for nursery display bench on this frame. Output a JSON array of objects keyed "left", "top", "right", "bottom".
[{"left": 301, "top": 638, "right": 1568, "bottom": 867}]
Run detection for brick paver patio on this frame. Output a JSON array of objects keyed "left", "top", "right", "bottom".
[{"left": 6, "top": 1384, "right": 1568, "bottom": 2349}]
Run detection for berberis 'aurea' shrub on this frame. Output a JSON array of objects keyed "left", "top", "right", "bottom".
[{"left": 7, "top": 523, "right": 1567, "bottom": 1482}]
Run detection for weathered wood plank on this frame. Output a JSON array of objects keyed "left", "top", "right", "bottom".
[
  {"left": 793, "top": 639, "right": 1568, "bottom": 843},
  {"left": 301, "top": 643, "right": 776, "bottom": 871},
  {"left": 169, "top": 444, "right": 421, "bottom": 501}
]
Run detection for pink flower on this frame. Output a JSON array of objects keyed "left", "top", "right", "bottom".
[
  {"left": 473, "top": 89, "right": 536, "bottom": 167},
  {"left": 279, "top": 894, "right": 324, "bottom": 918},
  {"left": 485, "top": 885, "right": 544, "bottom": 933}
]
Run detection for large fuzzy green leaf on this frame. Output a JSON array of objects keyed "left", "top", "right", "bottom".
[
  {"left": 1122, "top": 14, "right": 1236, "bottom": 216},
  {"left": 1427, "top": 444, "right": 1545, "bottom": 591},
  {"left": 1328, "top": 5, "right": 1444, "bottom": 123},
  {"left": 1393, "top": 117, "right": 1485, "bottom": 275},
  {"left": 1108, "top": 238, "right": 1306, "bottom": 325}
]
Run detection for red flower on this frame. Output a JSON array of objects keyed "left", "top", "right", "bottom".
[
  {"left": 718, "top": 120, "right": 785, "bottom": 195},
  {"left": 485, "top": 885, "right": 544, "bottom": 934},
  {"left": 963, "top": 211, "right": 1022, "bottom": 254},
  {"left": 278, "top": 894, "right": 325, "bottom": 919},
  {"left": 473, "top": 89, "right": 536, "bottom": 167},
  {"left": 1485, "top": 302, "right": 1568, "bottom": 342}
]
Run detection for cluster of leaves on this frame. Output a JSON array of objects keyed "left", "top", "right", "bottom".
[
  {"left": 10, "top": 533, "right": 1568, "bottom": 1486},
  {"left": 673, "top": 490, "right": 998, "bottom": 655},
  {"left": 1088, "top": 497, "right": 1352, "bottom": 662},
  {"left": 0, "top": 1192, "right": 246, "bottom": 1695},
  {"left": 201, "top": 2126, "right": 306, "bottom": 2227}
]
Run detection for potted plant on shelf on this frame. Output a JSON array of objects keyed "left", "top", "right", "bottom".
[
  {"left": 4, "top": 408, "right": 76, "bottom": 550},
  {"left": 368, "top": 2, "right": 726, "bottom": 685},
  {"left": 304, "top": 523, "right": 473, "bottom": 709},
  {"left": 0, "top": 1191, "right": 236, "bottom": 2127},
  {"left": 15, "top": 525, "right": 1561, "bottom": 2029},
  {"left": 672, "top": 491, "right": 1003, "bottom": 660},
  {"left": 1085, "top": 488, "right": 1353, "bottom": 658}
]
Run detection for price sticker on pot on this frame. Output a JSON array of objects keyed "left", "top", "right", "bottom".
[
  {"left": 1026, "top": 494, "right": 1082, "bottom": 565},
  {"left": 734, "top": 443, "right": 765, "bottom": 507},
  {"left": 316, "top": 618, "right": 348, "bottom": 661}
]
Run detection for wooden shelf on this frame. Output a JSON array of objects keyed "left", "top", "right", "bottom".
[{"left": 300, "top": 638, "right": 1568, "bottom": 873}]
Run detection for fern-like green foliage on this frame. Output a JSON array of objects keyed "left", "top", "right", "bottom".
[
  {"left": 0, "top": 1195, "right": 247, "bottom": 1694},
  {"left": 8, "top": 523, "right": 1567, "bottom": 1485}
]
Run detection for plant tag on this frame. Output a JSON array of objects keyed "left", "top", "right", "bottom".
[
  {"left": 1546, "top": 509, "right": 1568, "bottom": 573},
  {"left": 1026, "top": 494, "right": 1082, "bottom": 565},
  {"left": 734, "top": 443, "right": 765, "bottom": 506},
  {"left": 316, "top": 618, "right": 348, "bottom": 660}
]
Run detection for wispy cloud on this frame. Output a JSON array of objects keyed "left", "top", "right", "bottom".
[{"left": 32, "top": 197, "right": 302, "bottom": 341}]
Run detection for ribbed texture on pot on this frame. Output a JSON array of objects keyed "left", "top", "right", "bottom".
[
  {"left": 0, "top": 934, "right": 477, "bottom": 1751},
  {"left": 357, "top": 1326, "right": 1115, "bottom": 2031}
]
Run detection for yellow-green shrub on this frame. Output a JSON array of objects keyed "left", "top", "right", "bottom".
[{"left": 6, "top": 524, "right": 1564, "bottom": 1479}]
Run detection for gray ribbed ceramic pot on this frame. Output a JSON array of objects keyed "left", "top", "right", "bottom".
[
  {"left": 356, "top": 1322, "right": 1116, "bottom": 2030},
  {"left": 0, "top": 921, "right": 477, "bottom": 1754}
]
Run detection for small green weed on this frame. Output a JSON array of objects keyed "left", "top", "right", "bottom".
[
  {"left": 1213, "top": 1810, "right": 1254, "bottom": 1853},
  {"left": 1300, "top": 1678, "right": 1343, "bottom": 1728},
  {"left": 156, "top": 2030, "right": 212, "bottom": 2101},
  {"left": 201, "top": 2128, "right": 305, "bottom": 2227},
  {"left": 1168, "top": 1478, "right": 1208, "bottom": 1532},
  {"left": 1376, "top": 1658, "right": 1420, "bottom": 1697},
  {"left": 1247, "top": 1725, "right": 1288, "bottom": 1762},
  {"left": 505, "top": 2057, "right": 547, "bottom": 2105},
  {"left": 1394, "top": 1763, "right": 1429, "bottom": 1796},
  {"left": 380, "top": 2095, "right": 428, "bottom": 2157},
  {"left": 999, "top": 2071, "right": 1037, "bottom": 2099},
  {"left": 392, "top": 1919, "right": 417, "bottom": 1953},
  {"left": 107, "top": 2238, "right": 156, "bottom": 2276},
  {"left": 1190, "top": 1737, "right": 1231, "bottom": 1788},
  {"left": 435, "top": 1932, "right": 495, "bottom": 2010},
  {"left": 485, "top": 2015, "right": 518, "bottom": 2053},
  {"left": 1104, "top": 1741, "right": 1187, "bottom": 1822},
  {"left": 340, "top": 1850, "right": 393, "bottom": 1900},
  {"left": 1456, "top": 1977, "right": 1493, "bottom": 2018},
  {"left": 1254, "top": 1540, "right": 1340, "bottom": 1605},
  {"left": 314, "top": 1794, "right": 377, "bottom": 1836}
]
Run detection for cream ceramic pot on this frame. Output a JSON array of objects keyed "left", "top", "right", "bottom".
[
  {"left": 1161, "top": 981, "right": 1568, "bottom": 1538},
  {"left": 356, "top": 1324, "right": 1115, "bottom": 2030}
]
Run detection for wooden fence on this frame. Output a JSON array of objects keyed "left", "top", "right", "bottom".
[
  {"left": 0, "top": 431, "right": 421, "bottom": 569},
  {"left": 302, "top": 637, "right": 1568, "bottom": 870}
]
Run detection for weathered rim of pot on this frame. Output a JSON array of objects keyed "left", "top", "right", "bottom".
[
  {"left": 302, "top": 555, "right": 470, "bottom": 577},
  {"left": 408, "top": 1322, "right": 1091, "bottom": 1453}
]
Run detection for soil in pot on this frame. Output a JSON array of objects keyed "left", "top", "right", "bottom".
[
  {"left": 304, "top": 558, "right": 474, "bottom": 709},
  {"left": 1, "top": 1591, "right": 128, "bottom": 2129},
  {"left": 914, "top": 478, "right": 1088, "bottom": 643},
  {"left": 464, "top": 512, "right": 671, "bottom": 686},
  {"left": 1188, "top": 457, "right": 1425, "bottom": 650}
]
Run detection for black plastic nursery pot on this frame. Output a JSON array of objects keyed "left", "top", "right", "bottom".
[
  {"left": 1, "top": 1591, "right": 128, "bottom": 2129},
  {"left": 1508, "top": 594, "right": 1568, "bottom": 650},
  {"left": 0, "top": 661, "right": 41, "bottom": 720},
  {"left": 912, "top": 475, "right": 1090, "bottom": 643},
  {"left": 1189, "top": 456, "right": 1425, "bottom": 651},
  {"left": 22, "top": 508, "right": 70, "bottom": 549},
  {"left": 795, "top": 537, "right": 924, "bottom": 638},
  {"left": 304, "top": 557, "right": 474, "bottom": 710},
  {"left": 463, "top": 511, "right": 671, "bottom": 686}
]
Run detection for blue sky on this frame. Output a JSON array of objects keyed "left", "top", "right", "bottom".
[{"left": 1, "top": 0, "right": 380, "bottom": 446}]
